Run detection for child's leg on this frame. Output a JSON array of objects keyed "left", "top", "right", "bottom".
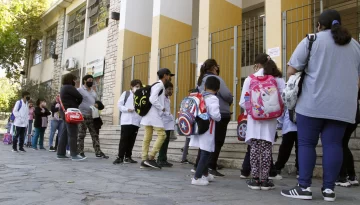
[
  {"left": 260, "top": 140, "right": 273, "bottom": 180},
  {"left": 39, "top": 128, "right": 46, "bottom": 149},
  {"left": 241, "top": 145, "right": 251, "bottom": 176},
  {"left": 158, "top": 131, "right": 170, "bottom": 162},
  {"left": 195, "top": 149, "right": 211, "bottom": 179},
  {"left": 32, "top": 128, "right": 40, "bottom": 149},
  {"left": 181, "top": 137, "right": 191, "bottom": 161},
  {"left": 275, "top": 132, "right": 296, "bottom": 171},
  {"left": 250, "top": 139, "right": 261, "bottom": 178}
]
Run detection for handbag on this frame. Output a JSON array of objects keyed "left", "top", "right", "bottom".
[
  {"left": 282, "top": 34, "right": 316, "bottom": 123},
  {"left": 59, "top": 95, "right": 84, "bottom": 124}
]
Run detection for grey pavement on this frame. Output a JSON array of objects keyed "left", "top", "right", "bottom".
[{"left": 0, "top": 144, "right": 359, "bottom": 205}]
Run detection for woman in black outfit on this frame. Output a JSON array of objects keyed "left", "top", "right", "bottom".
[{"left": 56, "top": 73, "right": 85, "bottom": 161}]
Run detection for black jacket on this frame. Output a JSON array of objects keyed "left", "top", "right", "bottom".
[
  {"left": 34, "top": 107, "right": 51, "bottom": 128},
  {"left": 51, "top": 101, "right": 60, "bottom": 117}
]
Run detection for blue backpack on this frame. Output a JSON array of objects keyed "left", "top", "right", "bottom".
[{"left": 10, "top": 100, "right": 23, "bottom": 122}]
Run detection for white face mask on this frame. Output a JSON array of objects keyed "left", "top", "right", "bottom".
[
  {"left": 42, "top": 102, "right": 47, "bottom": 107},
  {"left": 132, "top": 87, "right": 138, "bottom": 93}
]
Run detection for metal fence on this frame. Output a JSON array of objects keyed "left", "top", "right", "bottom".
[
  {"left": 159, "top": 38, "right": 198, "bottom": 116},
  {"left": 210, "top": 17, "right": 266, "bottom": 120},
  {"left": 122, "top": 53, "right": 150, "bottom": 91}
]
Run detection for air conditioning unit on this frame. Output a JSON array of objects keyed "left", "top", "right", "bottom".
[{"left": 65, "top": 58, "right": 77, "bottom": 71}]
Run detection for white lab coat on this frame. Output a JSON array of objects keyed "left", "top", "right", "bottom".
[
  {"left": 118, "top": 91, "right": 142, "bottom": 127},
  {"left": 190, "top": 94, "right": 221, "bottom": 152},
  {"left": 13, "top": 100, "right": 29, "bottom": 128},
  {"left": 162, "top": 96, "right": 175, "bottom": 131},
  {"left": 239, "top": 68, "right": 285, "bottom": 144},
  {"left": 140, "top": 80, "right": 165, "bottom": 128}
]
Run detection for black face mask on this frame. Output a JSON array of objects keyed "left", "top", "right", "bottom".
[
  {"left": 26, "top": 96, "right": 30, "bottom": 101},
  {"left": 86, "top": 82, "right": 93, "bottom": 88},
  {"left": 72, "top": 81, "right": 76, "bottom": 86}
]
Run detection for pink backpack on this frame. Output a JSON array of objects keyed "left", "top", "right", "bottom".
[
  {"left": 3, "top": 133, "right": 12, "bottom": 145},
  {"left": 245, "top": 74, "right": 283, "bottom": 120}
]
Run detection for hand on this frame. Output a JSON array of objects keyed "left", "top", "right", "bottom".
[
  {"left": 128, "top": 109, "right": 134, "bottom": 112},
  {"left": 55, "top": 103, "right": 60, "bottom": 108},
  {"left": 41, "top": 109, "right": 45, "bottom": 113}
]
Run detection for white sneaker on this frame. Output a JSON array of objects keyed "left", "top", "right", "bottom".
[
  {"left": 191, "top": 169, "right": 196, "bottom": 173},
  {"left": 240, "top": 174, "right": 250, "bottom": 179},
  {"left": 349, "top": 176, "right": 359, "bottom": 186},
  {"left": 269, "top": 174, "right": 283, "bottom": 180},
  {"left": 203, "top": 174, "right": 215, "bottom": 182},
  {"left": 191, "top": 178, "right": 209, "bottom": 186}
]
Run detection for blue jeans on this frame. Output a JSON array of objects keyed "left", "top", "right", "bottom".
[
  {"left": 296, "top": 113, "right": 347, "bottom": 190},
  {"left": 24, "top": 120, "right": 33, "bottom": 144},
  {"left": 195, "top": 149, "right": 211, "bottom": 179},
  {"left": 49, "top": 120, "right": 63, "bottom": 147},
  {"left": 32, "top": 127, "right": 46, "bottom": 149}
]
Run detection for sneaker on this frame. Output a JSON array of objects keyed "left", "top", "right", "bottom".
[
  {"left": 349, "top": 176, "right": 359, "bottom": 186},
  {"left": 322, "top": 188, "right": 336, "bottom": 202},
  {"left": 191, "top": 169, "right": 196, "bottom": 173},
  {"left": 12, "top": 149, "right": 18, "bottom": 152},
  {"left": 204, "top": 174, "right": 215, "bottom": 182},
  {"left": 144, "top": 160, "right": 161, "bottom": 169},
  {"left": 19, "top": 148, "right": 26, "bottom": 152},
  {"left": 247, "top": 178, "right": 261, "bottom": 190},
  {"left": 217, "top": 165, "right": 224, "bottom": 170},
  {"left": 158, "top": 161, "right": 173, "bottom": 167},
  {"left": 113, "top": 157, "right": 124, "bottom": 165},
  {"left": 80, "top": 153, "right": 86, "bottom": 158},
  {"left": 240, "top": 174, "right": 250, "bottom": 179},
  {"left": 140, "top": 160, "right": 150, "bottom": 169},
  {"left": 40, "top": 147, "right": 46, "bottom": 151},
  {"left": 124, "top": 157, "right": 138, "bottom": 164},
  {"left": 281, "top": 185, "right": 312, "bottom": 200},
  {"left": 269, "top": 174, "right": 283, "bottom": 180},
  {"left": 261, "top": 179, "right": 275, "bottom": 190},
  {"left": 72, "top": 155, "right": 87, "bottom": 161},
  {"left": 191, "top": 177, "right": 209, "bottom": 186},
  {"left": 57, "top": 155, "right": 70, "bottom": 160},
  {"left": 209, "top": 168, "right": 225, "bottom": 177},
  {"left": 181, "top": 159, "right": 194, "bottom": 165},
  {"left": 66, "top": 150, "right": 70, "bottom": 155},
  {"left": 335, "top": 177, "right": 351, "bottom": 187},
  {"left": 49, "top": 146, "right": 56, "bottom": 152},
  {"left": 33, "top": 148, "right": 38, "bottom": 150},
  {"left": 96, "top": 152, "right": 109, "bottom": 159}
]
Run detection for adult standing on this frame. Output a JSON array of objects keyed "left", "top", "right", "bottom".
[
  {"left": 77, "top": 75, "right": 108, "bottom": 159},
  {"left": 57, "top": 73, "right": 85, "bottom": 161},
  {"left": 196, "top": 59, "right": 233, "bottom": 176},
  {"left": 12, "top": 91, "right": 30, "bottom": 152},
  {"left": 48, "top": 95, "right": 63, "bottom": 152},
  {"left": 281, "top": 10, "right": 360, "bottom": 202}
]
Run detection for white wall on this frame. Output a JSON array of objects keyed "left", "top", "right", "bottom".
[
  {"left": 85, "top": 28, "right": 108, "bottom": 64},
  {"left": 41, "top": 58, "right": 55, "bottom": 82},
  {"left": 29, "top": 64, "right": 42, "bottom": 82},
  {"left": 153, "top": 0, "right": 193, "bottom": 25},
  {"left": 63, "top": 40, "right": 85, "bottom": 70},
  {"left": 227, "top": 0, "right": 243, "bottom": 8}
]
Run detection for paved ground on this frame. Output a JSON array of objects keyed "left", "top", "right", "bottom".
[{"left": 0, "top": 144, "right": 359, "bottom": 205}]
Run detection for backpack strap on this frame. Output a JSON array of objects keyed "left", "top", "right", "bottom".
[
  {"left": 123, "top": 91, "right": 131, "bottom": 105},
  {"left": 304, "top": 33, "right": 317, "bottom": 69},
  {"left": 151, "top": 82, "right": 164, "bottom": 96},
  {"left": 18, "top": 100, "right": 22, "bottom": 111}
]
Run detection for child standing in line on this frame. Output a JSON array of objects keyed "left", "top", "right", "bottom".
[
  {"left": 32, "top": 99, "right": 51, "bottom": 150},
  {"left": 190, "top": 76, "right": 221, "bottom": 186},
  {"left": 157, "top": 81, "right": 175, "bottom": 167},
  {"left": 239, "top": 53, "right": 285, "bottom": 190}
]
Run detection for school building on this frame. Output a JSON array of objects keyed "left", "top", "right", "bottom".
[{"left": 28, "top": 0, "right": 360, "bottom": 175}]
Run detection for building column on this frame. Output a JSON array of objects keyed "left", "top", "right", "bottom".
[
  {"left": 149, "top": 0, "right": 193, "bottom": 83},
  {"left": 112, "top": 0, "right": 153, "bottom": 125}
]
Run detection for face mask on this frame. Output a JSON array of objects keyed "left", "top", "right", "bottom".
[
  {"left": 86, "top": 82, "right": 93, "bottom": 88},
  {"left": 42, "top": 102, "right": 47, "bottom": 107},
  {"left": 26, "top": 96, "right": 30, "bottom": 101},
  {"left": 72, "top": 81, "right": 76, "bottom": 86},
  {"left": 132, "top": 87, "right": 138, "bottom": 93}
]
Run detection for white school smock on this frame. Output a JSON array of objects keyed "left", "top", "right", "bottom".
[
  {"left": 118, "top": 91, "right": 142, "bottom": 127},
  {"left": 239, "top": 68, "right": 285, "bottom": 144},
  {"left": 189, "top": 94, "right": 221, "bottom": 152},
  {"left": 162, "top": 96, "right": 175, "bottom": 131},
  {"left": 140, "top": 80, "right": 165, "bottom": 128},
  {"left": 277, "top": 109, "right": 297, "bottom": 135}
]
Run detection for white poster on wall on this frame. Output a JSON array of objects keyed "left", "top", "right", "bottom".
[
  {"left": 86, "top": 57, "right": 105, "bottom": 78},
  {"left": 267, "top": 47, "right": 280, "bottom": 58}
]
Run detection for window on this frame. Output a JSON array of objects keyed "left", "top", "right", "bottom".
[
  {"left": 67, "top": 5, "right": 86, "bottom": 47},
  {"left": 33, "top": 40, "right": 42, "bottom": 65},
  {"left": 88, "top": 0, "right": 110, "bottom": 36},
  {"left": 45, "top": 26, "right": 57, "bottom": 59}
]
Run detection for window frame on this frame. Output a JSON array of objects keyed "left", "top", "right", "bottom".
[
  {"left": 67, "top": 4, "right": 86, "bottom": 47},
  {"left": 88, "top": 0, "right": 110, "bottom": 36},
  {"left": 45, "top": 25, "right": 57, "bottom": 59},
  {"left": 33, "top": 40, "right": 43, "bottom": 65}
]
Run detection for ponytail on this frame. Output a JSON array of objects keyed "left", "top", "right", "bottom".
[
  {"left": 197, "top": 65, "right": 206, "bottom": 86},
  {"left": 254, "top": 53, "right": 282, "bottom": 78},
  {"left": 196, "top": 59, "right": 219, "bottom": 86},
  {"left": 331, "top": 23, "right": 352, "bottom": 45}
]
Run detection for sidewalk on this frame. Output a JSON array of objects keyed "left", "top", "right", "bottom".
[{"left": 0, "top": 144, "right": 359, "bottom": 205}]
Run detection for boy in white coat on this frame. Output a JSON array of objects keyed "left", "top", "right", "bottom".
[
  {"left": 190, "top": 76, "right": 221, "bottom": 186},
  {"left": 140, "top": 68, "right": 174, "bottom": 169}
]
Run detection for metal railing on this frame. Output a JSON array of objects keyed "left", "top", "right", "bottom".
[
  {"left": 159, "top": 38, "right": 198, "bottom": 117},
  {"left": 122, "top": 53, "right": 151, "bottom": 92}
]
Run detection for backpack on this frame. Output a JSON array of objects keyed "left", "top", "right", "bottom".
[
  {"left": 177, "top": 91, "right": 211, "bottom": 136},
  {"left": 119, "top": 91, "right": 131, "bottom": 118},
  {"left": 3, "top": 133, "right": 12, "bottom": 145},
  {"left": 10, "top": 100, "right": 22, "bottom": 122},
  {"left": 134, "top": 82, "right": 163, "bottom": 117},
  {"left": 245, "top": 75, "right": 283, "bottom": 120}
]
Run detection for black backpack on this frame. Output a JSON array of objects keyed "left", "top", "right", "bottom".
[{"left": 134, "top": 82, "right": 163, "bottom": 117}]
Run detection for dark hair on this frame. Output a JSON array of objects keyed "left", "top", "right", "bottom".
[
  {"left": 95, "top": 100, "right": 105, "bottom": 110},
  {"left": 36, "top": 98, "right": 45, "bottom": 106},
  {"left": 205, "top": 76, "right": 220, "bottom": 91},
  {"left": 197, "top": 59, "right": 219, "bottom": 86},
  {"left": 318, "top": 9, "right": 352, "bottom": 45},
  {"left": 165, "top": 81, "right": 173, "bottom": 89},
  {"left": 22, "top": 91, "right": 30, "bottom": 98},
  {"left": 82, "top": 75, "right": 94, "bottom": 85},
  {"left": 130, "top": 79, "right": 142, "bottom": 87},
  {"left": 254, "top": 53, "right": 282, "bottom": 78},
  {"left": 62, "top": 73, "right": 77, "bottom": 85}
]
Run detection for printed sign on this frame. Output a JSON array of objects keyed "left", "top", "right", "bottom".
[
  {"left": 86, "top": 57, "right": 104, "bottom": 77},
  {"left": 268, "top": 47, "right": 280, "bottom": 58}
]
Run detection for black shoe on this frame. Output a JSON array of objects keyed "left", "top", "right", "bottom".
[
  {"left": 144, "top": 160, "right": 161, "bottom": 169},
  {"left": 247, "top": 178, "right": 261, "bottom": 190},
  {"left": 80, "top": 153, "right": 86, "bottom": 158},
  {"left": 349, "top": 176, "right": 359, "bottom": 186},
  {"left": 12, "top": 149, "right": 18, "bottom": 152},
  {"left": 124, "top": 157, "right": 137, "bottom": 164},
  {"left": 335, "top": 177, "right": 351, "bottom": 187},
  {"left": 209, "top": 168, "right": 225, "bottom": 177},
  {"left": 113, "top": 157, "right": 124, "bottom": 165},
  {"left": 261, "top": 179, "right": 275, "bottom": 190},
  {"left": 96, "top": 152, "right": 109, "bottom": 159},
  {"left": 140, "top": 160, "right": 150, "bottom": 169},
  {"left": 180, "top": 159, "right": 194, "bottom": 165},
  {"left": 40, "top": 147, "right": 46, "bottom": 151},
  {"left": 281, "top": 185, "right": 312, "bottom": 200},
  {"left": 158, "top": 161, "right": 173, "bottom": 167},
  {"left": 217, "top": 165, "right": 224, "bottom": 170},
  {"left": 322, "top": 188, "right": 336, "bottom": 202},
  {"left": 49, "top": 146, "right": 56, "bottom": 152},
  {"left": 19, "top": 148, "right": 26, "bottom": 152}
]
